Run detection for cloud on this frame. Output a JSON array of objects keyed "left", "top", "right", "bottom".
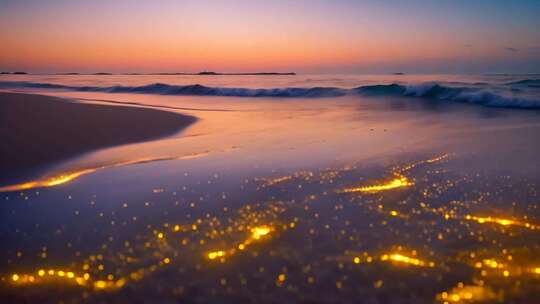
[{"left": 504, "top": 47, "right": 518, "bottom": 52}]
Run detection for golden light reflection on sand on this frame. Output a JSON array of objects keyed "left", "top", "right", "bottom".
[
  {"left": 206, "top": 225, "right": 273, "bottom": 261},
  {"left": 341, "top": 153, "right": 448, "bottom": 194},
  {"left": 383, "top": 253, "right": 434, "bottom": 267},
  {"left": 10, "top": 268, "right": 127, "bottom": 291},
  {"left": 340, "top": 174, "right": 413, "bottom": 193},
  {"left": 0, "top": 152, "right": 212, "bottom": 192},
  {"left": 0, "top": 169, "right": 98, "bottom": 192},
  {"left": 7, "top": 206, "right": 281, "bottom": 293},
  {"left": 350, "top": 250, "right": 435, "bottom": 268},
  {"left": 437, "top": 283, "right": 498, "bottom": 304},
  {"left": 464, "top": 215, "right": 538, "bottom": 230},
  {"left": 3, "top": 154, "right": 540, "bottom": 303}
]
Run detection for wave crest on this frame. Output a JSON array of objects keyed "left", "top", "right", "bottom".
[{"left": 0, "top": 81, "right": 539, "bottom": 109}]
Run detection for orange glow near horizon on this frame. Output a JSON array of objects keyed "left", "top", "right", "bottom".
[{"left": 1, "top": 1, "right": 538, "bottom": 73}]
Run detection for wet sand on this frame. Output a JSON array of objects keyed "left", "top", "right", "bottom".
[
  {"left": 0, "top": 92, "right": 197, "bottom": 184},
  {"left": 1, "top": 90, "right": 540, "bottom": 303}
]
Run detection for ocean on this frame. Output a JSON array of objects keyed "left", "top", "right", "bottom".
[{"left": 1, "top": 73, "right": 540, "bottom": 107}]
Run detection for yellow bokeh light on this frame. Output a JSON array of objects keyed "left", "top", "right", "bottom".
[
  {"left": 208, "top": 250, "right": 226, "bottom": 260},
  {"left": 251, "top": 226, "right": 271, "bottom": 240}
]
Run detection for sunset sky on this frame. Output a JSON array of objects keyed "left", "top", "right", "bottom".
[{"left": 1, "top": 0, "right": 539, "bottom": 74}]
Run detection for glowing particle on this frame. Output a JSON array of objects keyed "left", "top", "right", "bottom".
[
  {"left": 12, "top": 274, "right": 19, "bottom": 281},
  {"left": 251, "top": 226, "right": 271, "bottom": 240},
  {"left": 38, "top": 269, "right": 45, "bottom": 276},
  {"left": 208, "top": 250, "right": 226, "bottom": 260},
  {"left": 163, "top": 257, "right": 171, "bottom": 264},
  {"left": 115, "top": 278, "right": 126, "bottom": 288},
  {"left": 94, "top": 280, "right": 107, "bottom": 289}
]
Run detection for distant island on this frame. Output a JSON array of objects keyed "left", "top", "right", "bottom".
[
  {"left": 152, "top": 71, "right": 296, "bottom": 76},
  {"left": 197, "top": 71, "right": 296, "bottom": 76},
  {"left": 392, "top": 72, "right": 405, "bottom": 75},
  {"left": 3, "top": 71, "right": 296, "bottom": 76}
]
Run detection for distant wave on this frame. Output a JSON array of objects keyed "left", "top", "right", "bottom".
[
  {"left": 505, "top": 79, "right": 540, "bottom": 87},
  {"left": 1, "top": 80, "right": 539, "bottom": 109},
  {"left": 0, "top": 81, "right": 346, "bottom": 98}
]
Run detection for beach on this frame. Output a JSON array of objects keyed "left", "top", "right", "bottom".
[
  {"left": 2, "top": 1, "right": 540, "bottom": 302},
  {"left": 0, "top": 92, "right": 197, "bottom": 184},
  {"left": 0, "top": 74, "right": 539, "bottom": 303}
]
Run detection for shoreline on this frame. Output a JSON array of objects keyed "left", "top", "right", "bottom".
[{"left": 0, "top": 92, "right": 197, "bottom": 184}]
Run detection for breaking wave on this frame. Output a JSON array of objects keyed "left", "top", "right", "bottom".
[
  {"left": 1, "top": 81, "right": 539, "bottom": 109},
  {"left": 355, "top": 82, "right": 540, "bottom": 109}
]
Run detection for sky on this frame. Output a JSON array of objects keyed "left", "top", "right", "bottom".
[{"left": 1, "top": 0, "right": 539, "bottom": 74}]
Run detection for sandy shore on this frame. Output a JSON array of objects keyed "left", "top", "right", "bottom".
[{"left": 0, "top": 92, "right": 197, "bottom": 184}]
